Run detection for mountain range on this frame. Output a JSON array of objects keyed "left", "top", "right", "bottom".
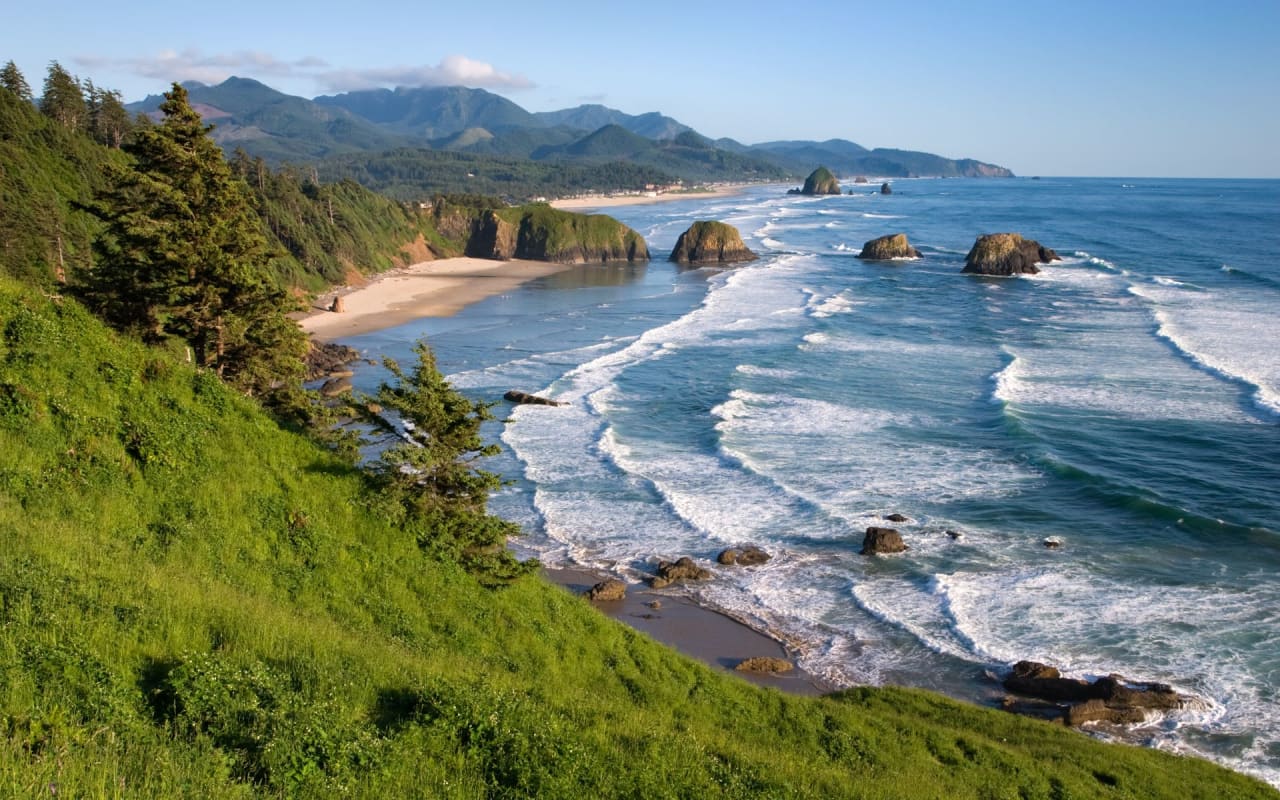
[{"left": 128, "top": 77, "right": 1013, "bottom": 190}]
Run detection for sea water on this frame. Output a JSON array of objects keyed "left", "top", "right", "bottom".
[{"left": 341, "top": 178, "right": 1280, "bottom": 786}]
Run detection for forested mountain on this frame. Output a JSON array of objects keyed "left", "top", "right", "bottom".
[{"left": 126, "top": 77, "right": 1014, "bottom": 185}]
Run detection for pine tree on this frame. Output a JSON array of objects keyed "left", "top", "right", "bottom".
[
  {"left": 87, "top": 83, "right": 304, "bottom": 395},
  {"left": 0, "top": 60, "right": 32, "bottom": 102},
  {"left": 39, "top": 61, "right": 86, "bottom": 131},
  {"left": 87, "top": 84, "right": 131, "bottom": 148}
]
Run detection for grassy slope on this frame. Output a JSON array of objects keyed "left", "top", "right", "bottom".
[{"left": 1, "top": 287, "right": 1275, "bottom": 799}]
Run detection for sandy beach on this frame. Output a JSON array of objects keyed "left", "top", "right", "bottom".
[
  {"left": 550, "top": 184, "right": 746, "bottom": 211},
  {"left": 298, "top": 257, "right": 571, "bottom": 340}
]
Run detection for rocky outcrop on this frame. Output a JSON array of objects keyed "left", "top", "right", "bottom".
[
  {"left": 504, "top": 390, "right": 563, "bottom": 407},
  {"left": 717, "top": 545, "right": 771, "bottom": 566},
  {"left": 861, "top": 527, "right": 907, "bottom": 555},
  {"left": 735, "top": 657, "right": 794, "bottom": 674},
  {"left": 858, "top": 233, "right": 921, "bottom": 260},
  {"left": 319, "top": 376, "right": 353, "bottom": 397},
  {"left": 669, "top": 221, "right": 757, "bottom": 266},
  {"left": 962, "top": 233, "right": 1061, "bottom": 276},
  {"left": 304, "top": 341, "right": 360, "bottom": 382},
  {"left": 328, "top": 295, "right": 345, "bottom": 312},
  {"left": 468, "top": 204, "right": 649, "bottom": 264},
  {"left": 880, "top": 182, "right": 892, "bottom": 195},
  {"left": 651, "top": 557, "right": 711, "bottom": 589},
  {"left": 586, "top": 579, "right": 627, "bottom": 602},
  {"left": 1003, "top": 660, "right": 1185, "bottom": 726},
  {"left": 799, "top": 166, "right": 841, "bottom": 195}
]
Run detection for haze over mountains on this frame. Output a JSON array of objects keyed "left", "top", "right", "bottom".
[{"left": 128, "top": 77, "right": 1013, "bottom": 187}]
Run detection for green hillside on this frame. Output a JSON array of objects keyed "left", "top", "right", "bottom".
[{"left": 1, "top": 66, "right": 1275, "bottom": 799}]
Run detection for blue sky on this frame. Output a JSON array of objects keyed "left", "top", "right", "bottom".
[{"left": 6, "top": 0, "right": 1278, "bottom": 177}]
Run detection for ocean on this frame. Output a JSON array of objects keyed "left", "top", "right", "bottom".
[{"left": 341, "top": 178, "right": 1280, "bottom": 786}]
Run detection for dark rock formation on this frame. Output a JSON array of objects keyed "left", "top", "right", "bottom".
[
  {"left": 861, "top": 527, "right": 907, "bottom": 555},
  {"left": 319, "top": 377, "right": 353, "bottom": 397},
  {"left": 504, "top": 390, "right": 563, "bottom": 407},
  {"left": 468, "top": 205, "right": 649, "bottom": 264},
  {"left": 854, "top": 176, "right": 869, "bottom": 184},
  {"left": 651, "top": 557, "right": 711, "bottom": 589},
  {"left": 669, "top": 221, "right": 757, "bottom": 265},
  {"left": 735, "top": 656, "right": 794, "bottom": 674},
  {"left": 717, "top": 545, "right": 772, "bottom": 566},
  {"left": 1003, "top": 660, "right": 1184, "bottom": 726},
  {"left": 304, "top": 341, "right": 360, "bottom": 381},
  {"left": 586, "top": 579, "right": 626, "bottom": 602},
  {"left": 329, "top": 295, "right": 345, "bottom": 312},
  {"left": 962, "top": 233, "right": 1062, "bottom": 276},
  {"left": 880, "top": 182, "right": 892, "bottom": 195},
  {"left": 800, "top": 166, "right": 841, "bottom": 195},
  {"left": 858, "top": 234, "right": 921, "bottom": 260},
  {"left": 884, "top": 513, "right": 909, "bottom": 523}
]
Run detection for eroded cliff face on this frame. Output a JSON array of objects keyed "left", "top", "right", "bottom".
[{"left": 668, "top": 220, "right": 757, "bottom": 265}]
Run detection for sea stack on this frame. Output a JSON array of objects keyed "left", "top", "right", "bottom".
[
  {"left": 800, "top": 166, "right": 841, "bottom": 195},
  {"left": 858, "top": 233, "right": 921, "bottom": 260},
  {"left": 962, "top": 233, "right": 1061, "bottom": 276},
  {"left": 880, "top": 182, "right": 893, "bottom": 195},
  {"left": 669, "top": 221, "right": 757, "bottom": 265}
]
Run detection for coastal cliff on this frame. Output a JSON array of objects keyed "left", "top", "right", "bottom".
[{"left": 468, "top": 204, "right": 649, "bottom": 263}]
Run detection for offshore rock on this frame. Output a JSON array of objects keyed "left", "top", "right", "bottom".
[
  {"left": 800, "top": 166, "right": 841, "bottom": 195},
  {"left": 651, "top": 556, "right": 711, "bottom": 589},
  {"left": 736, "top": 657, "right": 794, "bottom": 674},
  {"left": 880, "top": 182, "right": 893, "bottom": 195},
  {"left": 504, "top": 390, "right": 564, "bottom": 407},
  {"left": 1003, "top": 660, "right": 1185, "bottom": 726},
  {"left": 962, "top": 233, "right": 1062, "bottom": 276},
  {"left": 586, "top": 579, "right": 627, "bottom": 602},
  {"left": 858, "top": 233, "right": 921, "bottom": 260},
  {"left": 717, "top": 545, "right": 772, "bottom": 566},
  {"left": 861, "top": 527, "right": 907, "bottom": 555},
  {"left": 669, "top": 221, "right": 757, "bottom": 265}
]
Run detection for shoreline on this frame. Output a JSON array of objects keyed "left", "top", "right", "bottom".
[
  {"left": 545, "top": 567, "right": 832, "bottom": 696},
  {"left": 549, "top": 183, "right": 748, "bottom": 211},
  {"left": 297, "top": 257, "right": 572, "bottom": 341}
]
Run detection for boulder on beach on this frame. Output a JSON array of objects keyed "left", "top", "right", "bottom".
[
  {"left": 329, "top": 295, "right": 345, "bottom": 313},
  {"left": 669, "top": 221, "right": 757, "bottom": 266},
  {"left": 504, "top": 389, "right": 564, "bottom": 407},
  {"left": 717, "top": 545, "right": 772, "bottom": 566},
  {"left": 861, "top": 527, "right": 907, "bottom": 555},
  {"left": 800, "top": 166, "right": 841, "bottom": 195},
  {"left": 651, "top": 556, "right": 711, "bottom": 589},
  {"left": 858, "top": 234, "right": 921, "bottom": 260},
  {"left": 586, "top": 579, "right": 627, "bottom": 602},
  {"left": 735, "top": 656, "right": 794, "bottom": 674},
  {"left": 962, "top": 233, "right": 1061, "bottom": 276}
]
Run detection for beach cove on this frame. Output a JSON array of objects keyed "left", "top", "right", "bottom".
[{"left": 314, "top": 178, "right": 1280, "bottom": 788}]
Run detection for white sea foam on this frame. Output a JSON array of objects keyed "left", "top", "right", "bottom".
[
  {"left": 861, "top": 212, "right": 903, "bottom": 219},
  {"left": 734, "top": 363, "right": 799, "bottom": 379}
]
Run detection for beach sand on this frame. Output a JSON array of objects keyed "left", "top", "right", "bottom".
[
  {"left": 550, "top": 184, "right": 746, "bottom": 211},
  {"left": 547, "top": 568, "right": 831, "bottom": 696},
  {"left": 298, "top": 257, "right": 571, "bottom": 341}
]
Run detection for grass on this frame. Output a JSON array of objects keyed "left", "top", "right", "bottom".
[{"left": 0, "top": 280, "right": 1275, "bottom": 798}]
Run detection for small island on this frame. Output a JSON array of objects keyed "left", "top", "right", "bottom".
[
  {"left": 790, "top": 166, "right": 842, "bottom": 195},
  {"left": 962, "top": 233, "right": 1061, "bottom": 275},
  {"left": 668, "top": 220, "right": 757, "bottom": 265}
]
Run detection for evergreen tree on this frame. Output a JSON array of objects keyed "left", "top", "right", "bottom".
[
  {"left": 87, "top": 83, "right": 304, "bottom": 396},
  {"left": 0, "top": 60, "right": 32, "bottom": 102},
  {"left": 39, "top": 61, "right": 86, "bottom": 131},
  {"left": 87, "top": 84, "right": 131, "bottom": 148}
]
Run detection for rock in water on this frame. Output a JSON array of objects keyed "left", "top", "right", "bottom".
[
  {"left": 717, "top": 545, "right": 772, "bottom": 566},
  {"left": 880, "top": 182, "right": 893, "bottom": 195},
  {"left": 586, "top": 579, "right": 626, "bottom": 602},
  {"left": 504, "top": 390, "right": 563, "bottom": 407},
  {"left": 962, "top": 233, "right": 1062, "bottom": 276},
  {"left": 1002, "top": 659, "right": 1185, "bottom": 726},
  {"left": 736, "top": 657, "right": 794, "bottom": 674},
  {"left": 669, "top": 221, "right": 757, "bottom": 265},
  {"left": 800, "top": 166, "right": 841, "bottom": 195},
  {"left": 858, "top": 233, "right": 921, "bottom": 260},
  {"left": 651, "top": 556, "right": 711, "bottom": 588},
  {"left": 861, "top": 527, "right": 907, "bottom": 555}
]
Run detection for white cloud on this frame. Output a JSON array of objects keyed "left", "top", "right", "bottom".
[{"left": 74, "top": 50, "right": 534, "bottom": 94}]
